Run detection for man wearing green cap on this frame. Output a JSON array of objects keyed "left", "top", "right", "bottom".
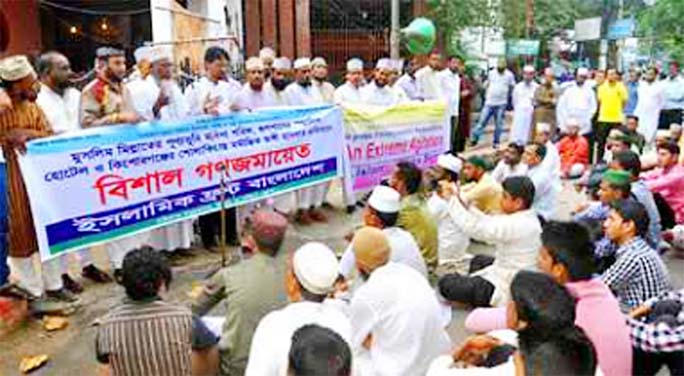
[{"left": 460, "top": 156, "right": 502, "bottom": 214}]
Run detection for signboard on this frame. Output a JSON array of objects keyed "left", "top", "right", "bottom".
[
  {"left": 506, "top": 39, "right": 541, "bottom": 56},
  {"left": 19, "top": 106, "right": 345, "bottom": 260},
  {"left": 607, "top": 18, "right": 635, "bottom": 40},
  {"left": 574, "top": 17, "right": 602, "bottom": 41}
]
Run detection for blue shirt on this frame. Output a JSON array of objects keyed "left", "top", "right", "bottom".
[
  {"left": 630, "top": 180, "right": 662, "bottom": 248},
  {"left": 625, "top": 80, "right": 639, "bottom": 115}
]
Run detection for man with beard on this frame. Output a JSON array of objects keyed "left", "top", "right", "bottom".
[
  {"left": 395, "top": 56, "right": 422, "bottom": 101},
  {"left": 285, "top": 58, "right": 327, "bottom": 225},
  {"left": 557, "top": 67, "right": 597, "bottom": 144},
  {"left": 80, "top": 47, "right": 145, "bottom": 281},
  {"left": 491, "top": 142, "right": 528, "bottom": 184},
  {"left": 459, "top": 156, "right": 503, "bottom": 214},
  {"left": 334, "top": 58, "right": 364, "bottom": 105},
  {"left": 311, "top": 57, "right": 335, "bottom": 103},
  {"left": 360, "top": 58, "right": 403, "bottom": 106},
  {"left": 470, "top": 58, "right": 516, "bottom": 148},
  {"left": 510, "top": 65, "right": 538, "bottom": 145},
  {"left": 415, "top": 50, "right": 442, "bottom": 100},
  {"left": 259, "top": 47, "right": 276, "bottom": 79},
  {"left": 438, "top": 55, "right": 462, "bottom": 152},
  {"left": 36, "top": 52, "right": 112, "bottom": 293},
  {"left": 634, "top": 67, "right": 665, "bottom": 146},
  {"left": 0, "top": 55, "right": 78, "bottom": 309},
  {"left": 231, "top": 57, "right": 276, "bottom": 111}
]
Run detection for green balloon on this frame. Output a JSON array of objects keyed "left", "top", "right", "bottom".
[{"left": 403, "top": 18, "right": 436, "bottom": 55}]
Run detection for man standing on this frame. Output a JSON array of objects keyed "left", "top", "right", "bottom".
[
  {"left": 438, "top": 55, "right": 462, "bottom": 152},
  {"left": 0, "top": 55, "right": 77, "bottom": 306},
  {"left": 245, "top": 242, "right": 350, "bottom": 375},
  {"left": 35, "top": 52, "right": 112, "bottom": 291},
  {"left": 557, "top": 68, "right": 597, "bottom": 140},
  {"left": 415, "top": 50, "right": 442, "bottom": 100},
  {"left": 349, "top": 227, "right": 451, "bottom": 375},
  {"left": 634, "top": 67, "right": 665, "bottom": 146},
  {"left": 311, "top": 57, "right": 335, "bottom": 103},
  {"left": 625, "top": 67, "right": 641, "bottom": 116},
  {"left": 126, "top": 46, "right": 158, "bottom": 120},
  {"left": 659, "top": 61, "right": 684, "bottom": 129},
  {"left": 534, "top": 122, "right": 561, "bottom": 177},
  {"left": 259, "top": 47, "right": 276, "bottom": 78},
  {"left": 491, "top": 142, "right": 528, "bottom": 184},
  {"left": 265, "top": 57, "right": 292, "bottom": 106},
  {"left": 510, "top": 65, "right": 538, "bottom": 145},
  {"left": 395, "top": 56, "right": 422, "bottom": 101},
  {"left": 192, "top": 210, "right": 289, "bottom": 375},
  {"left": 457, "top": 64, "right": 475, "bottom": 153},
  {"left": 360, "top": 58, "right": 403, "bottom": 106},
  {"left": 285, "top": 58, "right": 327, "bottom": 225},
  {"left": 533, "top": 67, "right": 558, "bottom": 136},
  {"left": 80, "top": 47, "right": 145, "bottom": 279},
  {"left": 471, "top": 58, "right": 516, "bottom": 148},
  {"left": 231, "top": 57, "right": 276, "bottom": 111},
  {"left": 523, "top": 142, "right": 560, "bottom": 220},
  {"left": 596, "top": 68, "right": 629, "bottom": 162},
  {"left": 333, "top": 58, "right": 364, "bottom": 105}
]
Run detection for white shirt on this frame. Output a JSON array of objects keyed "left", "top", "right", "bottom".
[
  {"left": 157, "top": 79, "right": 190, "bottom": 121},
  {"left": 284, "top": 82, "right": 325, "bottom": 106},
  {"left": 557, "top": 81, "right": 597, "bottom": 135},
  {"left": 541, "top": 140, "right": 561, "bottom": 177},
  {"left": 415, "top": 66, "right": 441, "bottom": 100},
  {"left": 512, "top": 81, "right": 538, "bottom": 110},
  {"left": 662, "top": 75, "right": 684, "bottom": 110},
  {"left": 245, "top": 300, "right": 352, "bottom": 376},
  {"left": 313, "top": 79, "right": 336, "bottom": 103},
  {"left": 484, "top": 69, "right": 516, "bottom": 106},
  {"left": 427, "top": 193, "right": 470, "bottom": 263},
  {"left": 351, "top": 262, "right": 451, "bottom": 376},
  {"left": 339, "top": 227, "right": 427, "bottom": 279},
  {"left": 334, "top": 81, "right": 363, "bottom": 104},
  {"left": 634, "top": 80, "right": 665, "bottom": 144},
  {"left": 437, "top": 69, "right": 461, "bottom": 116},
  {"left": 231, "top": 83, "right": 278, "bottom": 111},
  {"left": 491, "top": 161, "right": 528, "bottom": 184},
  {"left": 360, "top": 81, "right": 402, "bottom": 107},
  {"left": 527, "top": 163, "right": 560, "bottom": 220},
  {"left": 127, "top": 75, "right": 160, "bottom": 121},
  {"left": 396, "top": 74, "right": 421, "bottom": 100},
  {"left": 263, "top": 81, "right": 289, "bottom": 106},
  {"left": 447, "top": 199, "right": 542, "bottom": 306},
  {"left": 184, "top": 76, "right": 242, "bottom": 115},
  {"left": 36, "top": 84, "right": 81, "bottom": 133}
]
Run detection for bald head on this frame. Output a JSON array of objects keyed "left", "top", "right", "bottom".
[{"left": 352, "top": 227, "right": 390, "bottom": 276}]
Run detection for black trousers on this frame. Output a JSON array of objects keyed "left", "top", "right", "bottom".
[
  {"left": 198, "top": 208, "right": 237, "bottom": 248},
  {"left": 594, "top": 122, "right": 621, "bottom": 163},
  {"left": 659, "top": 109, "right": 682, "bottom": 130},
  {"left": 438, "top": 255, "right": 496, "bottom": 307},
  {"left": 633, "top": 347, "right": 684, "bottom": 376},
  {"left": 451, "top": 116, "right": 466, "bottom": 153}
]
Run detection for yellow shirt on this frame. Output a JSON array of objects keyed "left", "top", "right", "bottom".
[
  {"left": 597, "top": 82, "right": 628, "bottom": 123},
  {"left": 461, "top": 173, "right": 502, "bottom": 214}
]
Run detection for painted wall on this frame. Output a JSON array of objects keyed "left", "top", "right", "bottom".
[{"left": 0, "top": 0, "right": 42, "bottom": 58}]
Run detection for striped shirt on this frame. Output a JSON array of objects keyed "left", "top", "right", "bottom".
[
  {"left": 601, "top": 237, "right": 672, "bottom": 312},
  {"left": 0, "top": 101, "right": 51, "bottom": 257},
  {"left": 96, "top": 298, "right": 193, "bottom": 376}
]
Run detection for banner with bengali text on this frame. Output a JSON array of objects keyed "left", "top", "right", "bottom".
[
  {"left": 18, "top": 105, "right": 344, "bottom": 260},
  {"left": 342, "top": 100, "right": 449, "bottom": 193}
]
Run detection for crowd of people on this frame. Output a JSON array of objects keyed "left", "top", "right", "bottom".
[{"left": 0, "top": 43, "right": 683, "bottom": 376}]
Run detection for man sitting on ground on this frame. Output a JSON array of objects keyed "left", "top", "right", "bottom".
[
  {"left": 96, "top": 248, "right": 219, "bottom": 376},
  {"left": 491, "top": 143, "right": 528, "bottom": 184},
  {"left": 288, "top": 325, "right": 352, "bottom": 376},
  {"left": 557, "top": 118, "right": 589, "bottom": 178},
  {"left": 641, "top": 141, "right": 684, "bottom": 224},
  {"left": 438, "top": 176, "right": 542, "bottom": 307},
  {"left": 459, "top": 156, "right": 503, "bottom": 214},
  {"left": 523, "top": 142, "right": 560, "bottom": 220}
]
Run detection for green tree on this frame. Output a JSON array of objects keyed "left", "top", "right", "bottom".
[
  {"left": 427, "top": 0, "right": 499, "bottom": 56},
  {"left": 638, "top": 0, "right": 684, "bottom": 61}
]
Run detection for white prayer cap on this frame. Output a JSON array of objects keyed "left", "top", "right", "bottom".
[
  {"left": 368, "top": 185, "right": 401, "bottom": 213},
  {"left": 566, "top": 118, "right": 581, "bottom": 128},
  {"left": 0, "top": 55, "right": 35, "bottom": 81},
  {"left": 376, "top": 58, "right": 392, "bottom": 70},
  {"left": 656, "top": 129, "right": 671, "bottom": 140},
  {"left": 293, "top": 242, "right": 339, "bottom": 295},
  {"left": 391, "top": 59, "right": 404, "bottom": 72},
  {"left": 536, "top": 122, "right": 551, "bottom": 134},
  {"left": 293, "top": 57, "right": 311, "bottom": 70},
  {"left": 259, "top": 47, "right": 275, "bottom": 60},
  {"left": 134, "top": 46, "right": 152, "bottom": 63},
  {"left": 522, "top": 65, "right": 535, "bottom": 73},
  {"left": 311, "top": 57, "right": 327, "bottom": 67},
  {"left": 149, "top": 45, "right": 173, "bottom": 63},
  {"left": 245, "top": 56, "right": 264, "bottom": 71},
  {"left": 437, "top": 154, "right": 463, "bottom": 174},
  {"left": 272, "top": 57, "right": 291, "bottom": 70},
  {"left": 346, "top": 58, "right": 363, "bottom": 72},
  {"left": 577, "top": 67, "right": 589, "bottom": 76},
  {"left": 669, "top": 123, "right": 682, "bottom": 132}
]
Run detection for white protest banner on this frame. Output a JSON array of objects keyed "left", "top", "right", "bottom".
[
  {"left": 342, "top": 101, "right": 449, "bottom": 193},
  {"left": 18, "top": 105, "right": 344, "bottom": 260}
]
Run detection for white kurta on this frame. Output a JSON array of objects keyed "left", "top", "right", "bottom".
[
  {"left": 145, "top": 79, "right": 194, "bottom": 251},
  {"left": 437, "top": 69, "right": 461, "bottom": 117},
  {"left": 491, "top": 160, "right": 528, "bottom": 184},
  {"left": 338, "top": 226, "right": 427, "bottom": 279},
  {"left": 126, "top": 75, "right": 159, "bottom": 121},
  {"left": 359, "top": 81, "right": 403, "bottom": 107},
  {"left": 527, "top": 163, "right": 561, "bottom": 220},
  {"left": 427, "top": 193, "right": 470, "bottom": 265},
  {"left": 313, "top": 79, "right": 336, "bottom": 103},
  {"left": 184, "top": 76, "right": 242, "bottom": 115},
  {"left": 334, "top": 81, "right": 363, "bottom": 105},
  {"left": 415, "top": 66, "right": 441, "bottom": 100},
  {"left": 511, "top": 81, "right": 538, "bottom": 144},
  {"left": 634, "top": 80, "right": 665, "bottom": 144},
  {"left": 556, "top": 82, "right": 597, "bottom": 135},
  {"left": 447, "top": 199, "right": 542, "bottom": 306},
  {"left": 541, "top": 140, "right": 561, "bottom": 177},
  {"left": 231, "top": 83, "right": 278, "bottom": 111},
  {"left": 245, "top": 300, "right": 352, "bottom": 376},
  {"left": 350, "top": 262, "right": 451, "bottom": 376}
]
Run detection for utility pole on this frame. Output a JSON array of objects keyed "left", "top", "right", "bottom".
[
  {"left": 390, "top": 0, "right": 400, "bottom": 59},
  {"left": 525, "top": 0, "right": 534, "bottom": 38}
]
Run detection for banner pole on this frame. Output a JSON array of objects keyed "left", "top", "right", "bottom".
[{"left": 219, "top": 174, "right": 227, "bottom": 268}]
